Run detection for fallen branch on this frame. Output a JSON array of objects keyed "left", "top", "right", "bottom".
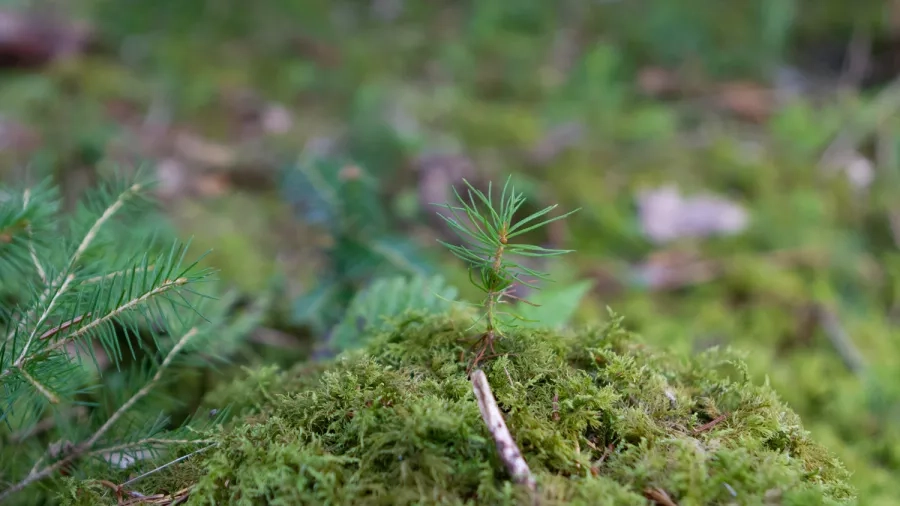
[
  {"left": 692, "top": 413, "right": 728, "bottom": 435},
  {"left": 470, "top": 369, "right": 537, "bottom": 494},
  {"left": 645, "top": 487, "right": 678, "bottom": 506}
]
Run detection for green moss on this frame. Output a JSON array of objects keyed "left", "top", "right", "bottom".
[{"left": 65, "top": 311, "right": 853, "bottom": 505}]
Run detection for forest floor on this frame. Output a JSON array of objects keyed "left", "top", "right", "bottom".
[{"left": 1, "top": 2, "right": 899, "bottom": 504}]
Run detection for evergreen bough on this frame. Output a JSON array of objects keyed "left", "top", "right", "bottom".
[{"left": 0, "top": 175, "right": 226, "bottom": 504}]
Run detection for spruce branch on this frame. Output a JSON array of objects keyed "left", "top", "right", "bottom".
[
  {"left": 0, "top": 327, "right": 202, "bottom": 501},
  {"left": 46, "top": 277, "right": 188, "bottom": 354},
  {"left": 3, "top": 182, "right": 141, "bottom": 346},
  {"left": 0, "top": 176, "right": 224, "bottom": 503},
  {"left": 0, "top": 277, "right": 190, "bottom": 391},
  {"left": 14, "top": 274, "right": 74, "bottom": 358},
  {"left": 434, "top": 177, "right": 578, "bottom": 371}
]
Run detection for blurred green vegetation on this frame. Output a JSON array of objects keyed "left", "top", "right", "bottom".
[{"left": 2, "top": 0, "right": 900, "bottom": 504}]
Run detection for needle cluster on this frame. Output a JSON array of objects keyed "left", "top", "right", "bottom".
[
  {"left": 434, "top": 177, "right": 578, "bottom": 370},
  {"left": 0, "top": 175, "right": 222, "bottom": 504}
]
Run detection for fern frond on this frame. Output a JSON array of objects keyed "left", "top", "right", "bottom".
[{"left": 328, "top": 275, "right": 458, "bottom": 352}]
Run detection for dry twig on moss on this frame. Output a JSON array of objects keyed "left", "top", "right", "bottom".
[{"left": 470, "top": 368, "right": 536, "bottom": 495}]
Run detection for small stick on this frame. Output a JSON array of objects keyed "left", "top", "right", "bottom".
[
  {"left": 39, "top": 313, "right": 91, "bottom": 341},
  {"left": 471, "top": 369, "right": 536, "bottom": 494},
  {"left": 692, "top": 413, "right": 728, "bottom": 434},
  {"left": 645, "top": 487, "right": 678, "bottom": 506}
]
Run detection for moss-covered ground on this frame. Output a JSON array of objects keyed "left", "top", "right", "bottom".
[
  {"left": 63, "top": 312, "right": 853, "bottom": 505},
  {"left": 2, "top": 1, "right": 899, "bottom": 504}
]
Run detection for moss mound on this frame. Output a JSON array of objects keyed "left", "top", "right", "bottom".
[{"left": 66, "top": 312, "right": 853, "bottom": 505}]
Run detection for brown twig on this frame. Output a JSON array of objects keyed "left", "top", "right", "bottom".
[
  {"left": 471, "top": 369, "right": 537, "bottom": 497},
  {"left": 94, "top": 478, "right": 194, "bottom": 506},
  {"left": 39, "top": 313, "right": 91, "bottom": 341},
  {"left": 597, "top": 443, "right": 614, "bottom": 466},
  {"left": 466, "top": 330, "right": 498, "bottom": 375},
  {"left": 645, "top": 487, "right": 679, "bottom": 506},
  {"left": 692, "top": 413, "right": 728, "bottom": 435},
  {"left": 586, "top": 441, "right": 614, "bottom": 476}
]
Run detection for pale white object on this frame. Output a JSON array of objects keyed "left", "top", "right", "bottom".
[
  {"left": 262, "top": 103, "right": 293, "bottom": 135},
  {"left": 637, "top": 185, "right": 749, "bottom": 243}
]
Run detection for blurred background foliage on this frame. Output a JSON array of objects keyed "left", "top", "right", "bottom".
[{"left": 1, "top": 0, "right": 900, "bottom": 503}]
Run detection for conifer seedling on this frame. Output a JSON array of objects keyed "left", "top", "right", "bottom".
[{"left": 434, "top": 177, "right": 579, "bottom": 371}]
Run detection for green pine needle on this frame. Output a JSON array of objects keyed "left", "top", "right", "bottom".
[
  {"left": 433, "top": 176, "right": 579, "bottom": 370},
  {"left": 0, "top": 174, "right": 225, "bottom": 503}
]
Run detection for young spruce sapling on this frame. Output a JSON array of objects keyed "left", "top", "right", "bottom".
[{"left": 433, "top": 177, "right": 578, "bottom": 371}]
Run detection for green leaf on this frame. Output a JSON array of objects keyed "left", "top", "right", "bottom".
[{"left": 512, "top": 280, "right": 593, "bottom": 329}]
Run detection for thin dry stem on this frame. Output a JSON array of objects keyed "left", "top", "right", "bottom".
[
  {"left": 120, "top": 443, "right": 215, "bottom": 487},
  {"left": 471, "top": 368, "right": 537, "bottom": 495},
  {"left": 0, "top": 277, "right": 188, "bottom": 389}
]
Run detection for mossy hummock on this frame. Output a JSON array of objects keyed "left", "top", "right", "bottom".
[{"left": 66, "top": 311, "right": 853, "bottom": 505}]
